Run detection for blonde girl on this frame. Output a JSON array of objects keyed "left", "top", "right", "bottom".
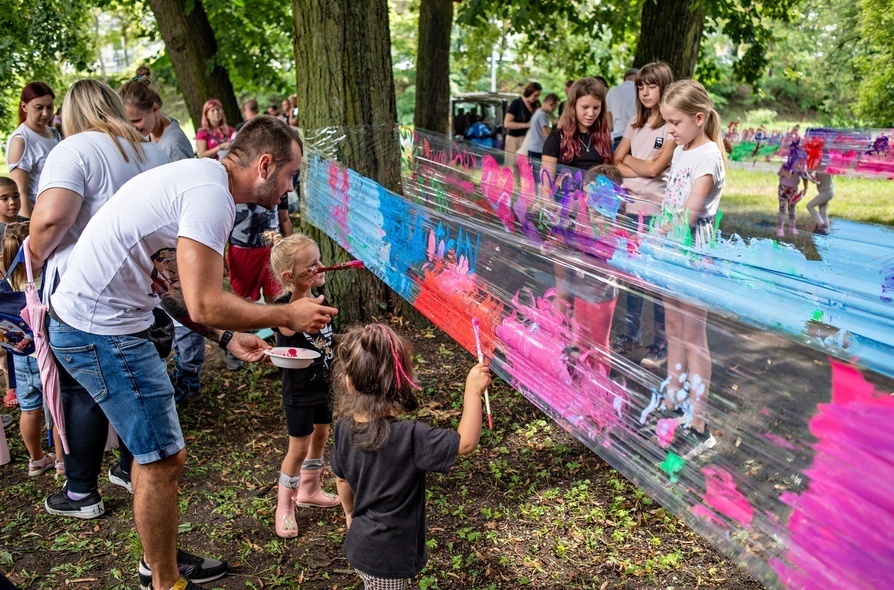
[
  {"left": 656, "top": 80, "right": 726, "bottom": 459},
  {"left": 267, "top": 232, "right": 340, "bottom": 538}
]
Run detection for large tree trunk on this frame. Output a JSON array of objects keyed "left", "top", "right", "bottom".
[
  {"left": 147, "top": 0, "right": 241, "bottom": 130},
  {"left": 413, "top": 0, "right": 453, "bottom": 134},
  {"left": 632, "top": 0, "right": 705, "bottom": 80},
  {"left": 293, "top": 0, "right": 417, "bottom": 328}
]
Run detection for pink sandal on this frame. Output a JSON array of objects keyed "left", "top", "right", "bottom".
[{"left": 4, "top": 389, "right": 17, "bottom": 408}]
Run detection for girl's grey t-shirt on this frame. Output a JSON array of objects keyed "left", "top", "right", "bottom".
[{"left": 156, "top": 118, "right": 195, "bottom": 162}]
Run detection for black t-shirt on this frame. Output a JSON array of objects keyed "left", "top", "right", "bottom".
[
  {"left": 506, "top": 97, "right": 533, "bottom": 137},
  {"left": 273, "top": 293, "right": 333, "bottom": 406},
  {"left": 542, "top": 127, "right": 605, "bottom": 170},
  {"left": 329, "top": 418, "right": 460, "bottom": 578}
]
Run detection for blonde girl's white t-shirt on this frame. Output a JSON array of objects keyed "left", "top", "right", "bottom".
[
  {"left": 51, "top": 159, "right": 235, "bottom": 335},
  {"left": 37, "top": 131, "right": 170, "bottom": 301},
  {"left": 6, "top": 123, "right": 61, "bottom": 204},
  {"left": 664, "top": 141, "right": 725, "bottom": 220},
  {"left": 622, "top": 120, "right": 671, "bottom": 215}
]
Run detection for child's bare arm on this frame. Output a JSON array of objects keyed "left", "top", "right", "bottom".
[
  {"left": 457, "top": 363, "right": 492, "bottom": 455},
  {"left": 336, "top": 477, "right": 354, "bottom": 528},
  {"left": 683, "top": 175, "right": 715, "bottom": 228}
]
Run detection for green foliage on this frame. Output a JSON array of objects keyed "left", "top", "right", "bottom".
[
  {"left": 201, "top": 0, "right": 297, "bottom": 100},
  {"left": 855, "top": 0, "right": 894, "bottom": 125},
  {"left": 0, "top": 0, "right": 94, "bottom": 130}
]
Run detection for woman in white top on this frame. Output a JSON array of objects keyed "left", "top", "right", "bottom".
[
  {"left": 28, "top": 78, "right": 169, "bottom": 519},
  {"left": 612, "top": 61, "right": 675, "bottom": 368},
  {"left": 6, "top": 82, "right": 61, "bottom": 217}
]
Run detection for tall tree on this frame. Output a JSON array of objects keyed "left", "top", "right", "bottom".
[
  {"left": 293, "top": 0, "right": 411, "bottom": 327},
  {"left": 0, "top": 0, "right": 93, "bottom": 128},
  {"left": 146, "top": 0, "right": 241, "bottom": 129},
  {"left": 632, "top": 0, "right": 705, "bottom": 79},
  {"left": 413, "top": 0, "right": 453, "bottom": 134},
  {"left": 632, "top": 0, "right": 796, "bottom": 83}
]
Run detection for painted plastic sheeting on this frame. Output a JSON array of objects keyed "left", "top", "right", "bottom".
[
  {"left": 727, "top": 126, "right": 894, "bottom": 179},
  {"left": 300, "top": 126, "right": 894, "bottom": 589}
]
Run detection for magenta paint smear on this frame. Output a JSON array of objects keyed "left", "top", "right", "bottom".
[
  {"left": 700, "top": 466, "right": 754, "bottom": 528},
  {"left": 495, "top": 288, "right": 628, "bottom": 444},
  {"left": 655, "top": 418, "right": 679, "bottom": 448},
  {"left": 480, "top": 155, "right": 516, "bottom": 232},
  {"left": 762, "top": 433, "right": 798, "bottom": 450},
  {"left": 770, "top": 361, "right": 894, "bottom": 590}
]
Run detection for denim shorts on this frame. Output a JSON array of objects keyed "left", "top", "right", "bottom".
[
  {"left": 13, "top": 354, "right": 43, "bottom": 412},
  {"left": 49, "top": 319, "right": 184, "bottom": 464}
]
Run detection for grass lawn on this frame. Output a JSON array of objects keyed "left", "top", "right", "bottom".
[{"left": 723, "top": 166, "right": 894, "bottom": 228}]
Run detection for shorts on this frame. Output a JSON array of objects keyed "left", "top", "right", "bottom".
[
  {"left": 284, "top": 401, "right": 333, "bottom": 438},
  {"left": 778, "top": 184, "right": 800, "bottom": 203},
  {"left": 49, "top": 319, "right": 184, "bottom": 464},
  {"left": 13, "top": 354, "right": 43, "bottom": 412},
  {"left": 227, "top": 244, "right": 282, "bottom": 301},
  {"left": 356, "top": 570, "right": 408, "bottom": 590}
]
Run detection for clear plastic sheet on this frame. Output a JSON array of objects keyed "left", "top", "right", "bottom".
[
  {"left": 301, "top": 126, "right": 894, "bottom": 589},
  {"left": 727, "top": 126, "right": 894, "bottom": 178}
]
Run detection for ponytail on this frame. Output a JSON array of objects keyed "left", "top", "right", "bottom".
[{"left": 705, "top": 108, "right": 726, "bottom": 168}]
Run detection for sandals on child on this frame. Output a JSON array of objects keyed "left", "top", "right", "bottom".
[{"left": 4, "top": 389, "right": 17, "bottom": 408}]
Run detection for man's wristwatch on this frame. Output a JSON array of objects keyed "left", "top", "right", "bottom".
[{"left": 219, "top": 330, "right": 234, "bottom": 350}]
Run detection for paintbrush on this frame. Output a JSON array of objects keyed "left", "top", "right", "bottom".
[
  {"left": 314, "top": 260, "right": 365, "bottom": 273},
  {"left": 471, "top": 317, "right": 493, "bottom": 429}
]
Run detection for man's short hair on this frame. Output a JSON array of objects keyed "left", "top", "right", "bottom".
[
  {"left": 229, "top": 115, "right": 302, "bottom": 169},
  {"left": 544, "top": 93, "right": 560, "bottom": 104},
  {"left": 243, "top": 99, "right": 259, "bottom": 114}
]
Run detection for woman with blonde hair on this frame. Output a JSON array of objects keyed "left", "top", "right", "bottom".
[{"left": 27, "top": 78, "right": 170, "bottom": 517}]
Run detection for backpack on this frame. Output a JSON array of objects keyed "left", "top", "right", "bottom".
[{"left": 0, "top": 247, "right": 35, "bottom": 358}]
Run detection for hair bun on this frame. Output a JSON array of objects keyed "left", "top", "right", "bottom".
[{"left": 134, "top": 66, "right": 152, "bottom": 82}]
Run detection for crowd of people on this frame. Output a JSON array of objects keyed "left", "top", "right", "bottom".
[
  {"left": 0, "top": 61, "right": 839, "bottom": 590},
  {"left": 0, "top": 70, "right": 492, "bottom": 590}
]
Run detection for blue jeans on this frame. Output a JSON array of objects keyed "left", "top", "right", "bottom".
[
  {"left": 173, "top": 325, "right": 205, "bottom": 376},
  {"left": 49, "top": 319, "right": 184, "bottom": 465},
  {"left": 12, "top": 354, "right": 43, "bottom": 411},
  {"left": 623, "top": 214, "right": 666, "bottom": 346}
]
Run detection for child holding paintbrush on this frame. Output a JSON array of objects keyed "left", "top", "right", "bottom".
[
  {"left": 329, "top": 323, "right": 491, "bottom": 589},
  {"left": 265, "top": 232, "right": 366, "bottom": 538}
]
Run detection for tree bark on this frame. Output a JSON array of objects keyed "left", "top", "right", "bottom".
[
  {"left": 292, "top": 0, "right": 418, "bottom": 328},
  {"left": 632, "top": 0, "right": 706, "bottom": 80},
  {"left": 147, "top": 0, "right": 241, "bottom": 130},
  {"left": 413, "top": 0, "right": 453, "bottom": 134}
]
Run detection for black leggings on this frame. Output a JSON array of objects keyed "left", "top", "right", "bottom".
[{"left": 59, "top": 363, "right": 133, "bottom": 494}]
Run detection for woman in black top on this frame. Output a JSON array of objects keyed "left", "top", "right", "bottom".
[
  {"left": 503, "top": 81, "right": 541, "bottom": 153},
  {"left": 541, "top": 77, "right": 612, "bottom": 178}
]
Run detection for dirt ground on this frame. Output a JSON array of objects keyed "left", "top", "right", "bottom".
[{"left": 0, "top": 319, "right": 763, "bottom": 590}]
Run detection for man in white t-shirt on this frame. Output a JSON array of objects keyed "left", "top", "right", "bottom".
[
  {"left": 45, "top": 117, "right": 338, "bottom": 590},
  {"left": 606, "top": 67, "right": 639, "bottom": 153}
]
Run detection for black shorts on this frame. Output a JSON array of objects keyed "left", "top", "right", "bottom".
[{"left": 284, "top": 402, "right": 333, "bottom": 438}]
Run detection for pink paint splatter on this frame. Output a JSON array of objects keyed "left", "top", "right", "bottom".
[
  {"left": 480, "top": 155, "right": 516, "bottom": 231},
  {"left": 763, "top": 433, "right": 798, "bottom": 450},
  {"left": 700, "top": 466, "right": 754, "bottom": 528},
  {"left": 655, "top": 418, "right": 679, "bottom": 448},
  {"left": 770, "top": 361, "right": 894, "bottom": 590}
]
